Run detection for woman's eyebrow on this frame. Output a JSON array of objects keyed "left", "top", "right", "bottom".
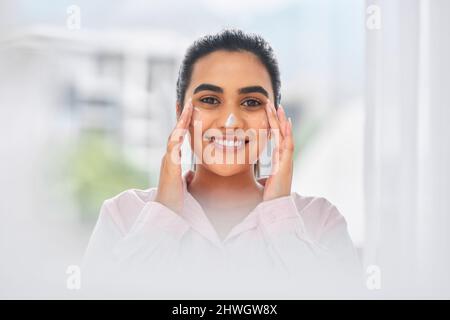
[
  {"left": 238, "top": 86, "right": 269, "bottom": 98},
  {"left": 193, "top": 83, "right": 223, "bottom": 94},
  {"left": 193, "top": 83, "right": 269, "bottom": 98}
]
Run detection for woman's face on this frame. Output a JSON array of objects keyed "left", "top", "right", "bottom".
[{"left": 180, "top": 50, "right": 273, "bottom": 177}]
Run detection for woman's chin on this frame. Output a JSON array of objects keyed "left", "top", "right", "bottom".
[{"left": 204, "top": 163, "right": 250, "bottom": 177}]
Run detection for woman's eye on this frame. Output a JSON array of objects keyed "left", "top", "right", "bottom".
[
  {"left": 200, "top": 97, "right": 220, "bottom": 105},
  {"left": 242, "top": 99, "right": 262, "bottom": 108}
]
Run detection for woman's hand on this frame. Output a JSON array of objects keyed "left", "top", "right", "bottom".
[
  {"left": 154, "top": 98, "right": 193, "bottom": 214},
  {"left": 261, "top": 99, "right": 294, "bottom": 201}
]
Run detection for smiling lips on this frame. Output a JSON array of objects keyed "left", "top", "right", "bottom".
[{"left": 205, "top": 135, "right": 249, "bottom": 151}]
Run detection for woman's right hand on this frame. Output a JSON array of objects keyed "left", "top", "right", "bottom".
[{"left": 154, "top": 97, "right": 194, "bottom": 214}]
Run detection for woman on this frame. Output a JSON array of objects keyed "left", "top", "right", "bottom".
[{"left": 82, "top": 29, "right": 361, "bottom": 298}]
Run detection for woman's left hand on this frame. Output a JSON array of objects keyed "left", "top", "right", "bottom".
[{"left": 261, "top": 99, "right": 294, "bottom": 201}]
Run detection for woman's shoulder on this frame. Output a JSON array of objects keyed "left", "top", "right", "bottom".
[
  {"left": 256, "top": 177, "right": 345, "bottom": 233},
  {"left": 99, "top": 187, "right": 158, "bottom": 235},
  {"left": 291, "top": 192, "right": 341, "bottom": 219},
  {"left": 290, "top": 192, "right": 348, "bottom": 240}
]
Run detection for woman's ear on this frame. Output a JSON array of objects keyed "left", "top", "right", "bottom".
[{"left": 257, "top": 177, "right": 267, "bottom": 187}]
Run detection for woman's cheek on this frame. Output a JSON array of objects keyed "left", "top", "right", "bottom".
[
  {"left": 248, "top": 114, "right": 269, "bottom": 140},
  {"left": 260, "top": 118, "right": 268, "bottom": 128},
  {"left": 244, "top": 120, "right": 268, "bottom": 163},
  {"left": 244, "top": 109, "right": 268, "bottom": 130}
]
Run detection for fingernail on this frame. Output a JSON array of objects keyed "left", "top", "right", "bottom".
[{"left": 288, "top": 117, "right": 292, "bottom": 124}]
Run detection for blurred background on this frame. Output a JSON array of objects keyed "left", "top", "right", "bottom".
[{"left": 0, "top": 0, "right": 448, "bottom": 298}]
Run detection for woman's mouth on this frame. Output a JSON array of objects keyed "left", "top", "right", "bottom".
[{"left": 206, "top": 135, "right": 249, "bottom": 151}]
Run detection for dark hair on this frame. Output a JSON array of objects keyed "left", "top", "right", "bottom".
[{"left": 176, "top": 28, "right": 281, "bottom": 109}]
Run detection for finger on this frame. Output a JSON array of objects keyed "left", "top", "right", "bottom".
[
  {"left": 168, "top": 98, "right": 193, "bottom": 148},
  {"left": 277, "top": 104, "right": 288, "bottom": 137},
  {"left": 175, "top": 97, "right": 193, "bottom": 131},
  {"left": 265, "top": 99, "right": 284, "bottom": 151},
  {"left": 265, "top": 99, "right": 284, "bottom": 139},
  {"left": 172, "top": 99, "right": 192, "bottom": 148},
  {"left": 284, "top": 117, "right": 295, "bottom": 154},
  {"left": 265, "top": 99, "right": 281, "bottom": 133},
  {"left": 286, "top": 117, "right": 294, "bottom": 151},
  {"left": 271, "top": 145, "right": 281, "bottom": 176}
]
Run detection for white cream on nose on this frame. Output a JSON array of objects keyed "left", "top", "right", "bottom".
[{"left": 224, "top": 113, "right": 236, "bottom": 127}]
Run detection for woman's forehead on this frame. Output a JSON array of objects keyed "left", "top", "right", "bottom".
[{"left": 189, "top": 50, "right": 273, "bottom": 94}]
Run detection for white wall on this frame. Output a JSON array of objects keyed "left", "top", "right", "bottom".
[{"left": 365, "top": 0, "right": 450, "bottom": 297}]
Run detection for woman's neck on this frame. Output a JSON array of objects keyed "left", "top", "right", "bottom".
[
  {"left": 187, "top": 165, "right": 264, "bottom": 240},
  {"left": 187, "top": 165, "right": 264, "bottom": 211}
]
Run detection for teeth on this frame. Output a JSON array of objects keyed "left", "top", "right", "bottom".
[{"left": 214, "top": 139, "right": 243, "bottom": 148}]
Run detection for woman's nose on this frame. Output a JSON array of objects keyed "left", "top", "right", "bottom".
[
  {"left": 224, "top": 113, "right": 237, "bottom": 128},
  {"left": 219, "top": 110, "right": 244, "bottom": 130}
]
